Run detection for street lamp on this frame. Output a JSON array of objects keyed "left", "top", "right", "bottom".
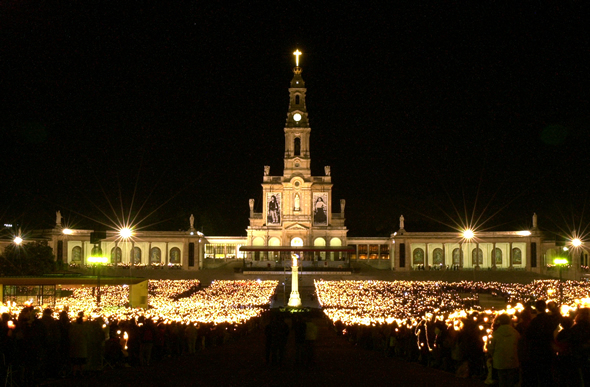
[
  {"left": 572, "top": 238, "right": 582, "bottom": 248},
  {"left": 13, "top": 236, "right": 23, "bottom": 245},
  {"left": 463, "top": 229, "right": 475, "bottom": 269},
  {"left": 553, "top": 257, "right": 569, "bottom": 305},
  {"left": 119, "top": 227, "right": 133, "bottom": 239}
]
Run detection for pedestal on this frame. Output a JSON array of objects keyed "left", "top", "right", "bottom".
[{"left": 288, "top": 265, "right": 302, "bottom": 307}]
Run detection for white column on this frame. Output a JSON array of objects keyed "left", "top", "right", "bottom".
[{"left": 288, "top": 254, "right": 302, "bottom": 307}]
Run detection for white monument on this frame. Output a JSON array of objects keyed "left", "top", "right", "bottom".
[{"left": 288, "top": 253, "right": 302, "bottom": 307}]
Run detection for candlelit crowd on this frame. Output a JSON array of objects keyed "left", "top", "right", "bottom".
[
  {"left": 315, "top": 279, "right": 590, "bottom": 387},
  {"left": 3, "top": 278, "right": 590, "bottom": 385},
  {"left": 0, "top": 279, "right": 277, "bottom": 384}
]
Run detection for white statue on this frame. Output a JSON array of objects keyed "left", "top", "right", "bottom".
[
  {"left": 264, "top": 166, "right": 270, "bottom": 176},
  {"left": 294, "top": 194, "right": 301, "bottom": 211},
  {"left": 189, "top": 214, "right": 195, "bottom": 229},
  {"left": 249, "top": 199, "right": 255, "bottom": 211},
  {"left": 400, "top": 215, "right": 405, "bottom": 230},
  {"left": 340, "top": 199, "right": 346, "bottom": 214},
  {"left": 532, "top": 213, "right": 538, "bottom": 229},
  {"left": 56, "top": 210, "right": 62, "bottom": 226},
  {"left": 324, "top": 165, "right": 331, "bottom": 176}
]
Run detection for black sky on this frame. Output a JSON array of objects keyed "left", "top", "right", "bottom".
[{"left": 1, "top": 2, "right": 589, "bottom": 238}]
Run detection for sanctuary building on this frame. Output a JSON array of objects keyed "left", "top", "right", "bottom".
[{"left": 1, "top": 52, "right": 585, "bottom": 277}]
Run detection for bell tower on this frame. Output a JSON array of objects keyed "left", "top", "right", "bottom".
[
  {"left": 284, "top": 49, "right": 311, "bottom": 179},
  {"left": 246, "top": 49, "right": 347, "bottom": 263}
]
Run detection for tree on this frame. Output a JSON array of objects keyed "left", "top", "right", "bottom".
[{"left": 0, "top": 241, "right": 56, "bottom": 276}]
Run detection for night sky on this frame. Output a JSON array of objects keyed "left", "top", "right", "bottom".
[{"left": 1, "top": 2, "right": 588, "bottom": 238}]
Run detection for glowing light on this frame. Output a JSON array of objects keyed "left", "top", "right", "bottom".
[
  {"left": 293, "top": 49, "right": 302, "bottom": 66},
  {"left": 554, "top": 258, "right": 569, "bottom": 265},
  {"left": 463, "top": 229, "right": 475, "bottom": 240},
  {"left": 572, "top": 238, "right": 582, "bottom": 247},
  {"left": 517, "top": 230, "right": 532, "bottom": 236},
  {"left": 88, "top": 256, "right": 108, "bottom": 264},
  {"left": 62, "top": 228, "right": 73, "bottom": 235},
  {"left": 119, "top": 227, "right": 133, "bottom": 239},
  {"left": 13, "top": 236, "right": 23, "bottom": 245}
]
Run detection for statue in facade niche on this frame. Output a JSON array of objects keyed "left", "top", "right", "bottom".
[
  {"left": 324, "top": 166, "right": 331, "bottom": 176},
  {"left": 294, "top": 194, "right": 301, "bottom": 211},
  {"left": 264, "top": 166, "right": 270, "bottom": 176}
]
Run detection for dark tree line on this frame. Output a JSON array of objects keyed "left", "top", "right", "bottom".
[{"left": 0, "top": 241, "right": 57, "bottom": 276}]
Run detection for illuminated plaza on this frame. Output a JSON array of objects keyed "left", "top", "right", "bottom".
[{"left": 1, "top": 49, "right": 589, "bottom": 387}]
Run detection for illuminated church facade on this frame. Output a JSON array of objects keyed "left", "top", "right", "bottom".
[
  {"left": 1, "top": 51, "right": 586, "bottom": 276},
  {"left": 242, "top": 58, "right": 349, "bottom": 263}
]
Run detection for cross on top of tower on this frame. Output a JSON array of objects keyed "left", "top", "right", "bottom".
[{"left": 293, "top": 49, "right": 302, "bottom": 67}]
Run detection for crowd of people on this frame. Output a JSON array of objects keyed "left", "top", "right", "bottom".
[
  {"left": 0, "top": 279, "right": 277, "bottom": 384},
  {"left": 3, "top": 278, "right": 590, "bottom": 385},
  {"left": 316, "top": 279, "right": 590, "bottom": 386}
]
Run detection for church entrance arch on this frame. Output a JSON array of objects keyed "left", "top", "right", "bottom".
[
  {"left": 291, "top": 237, "right": 304, "bottom": 261},
  {"left": 253, "top": 237, "right": 264, "bottom": 261},
  {"left": 314, "top": 238, "right": 326, "bottom": 261},
  {"left": 269, "top": 237, "right": 281, "bottom": 261},
  {"left": 331, "top": 238, "right": 342, "bottom": 261}
]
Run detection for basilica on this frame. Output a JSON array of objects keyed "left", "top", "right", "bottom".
[{"left": 1, "top": 51, "right": 585, "bottom": 276}]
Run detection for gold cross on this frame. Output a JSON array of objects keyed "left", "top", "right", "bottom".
[{"left": 293, "top": 49, "right": 302, "bottom": 67}]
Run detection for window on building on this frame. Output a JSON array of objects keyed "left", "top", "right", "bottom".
[
  {"left": 369, "top": 244, "right": 379, "bottom": 259},
  {"left": 215, "top": 245, "right": 225, "bottom": 259},
  {"left": 71, "top": 246, "right": 82, "bottom": 262},
  {"left": 132, "top": 247, "right": 142, "bottom": 264},
  {"left": 111, "top": 247, "right": 122, "bottom": 263},
  {"left": 349, "top": 245, "right": 357, "bottom": 260},
  {"left": 205, "top": 244, "right": 215, "bottom": 259},
  {"left": 169, "top": 247, "right": 181, "bottom": 264},
  {"left": 493, "top": 248, "right": 502, "bottom": 265},
  {"left": 433, "top": 248, "right": 443, "bottom": 265},
  {"left": 531, "top": 243, "right": 537, "bottom": 267},
  {"left": 413, "top": 248, "right": 425, "bottom": 265},
  {"left": 150, "top": 247, "right": 161, "bottom": 264},
  {"left": 294, "top": 137, "right": 301, "bottom": 156},
  {"left": 226, "top": 245, "right": 236, "bottom": 258},
  {"left": 380, "top": 244, "right": 389, "bottom": 260},
  {"left": 358, "top": 244, "right": 368, "bottom": 260},
  {"left": 512, "top": 248, "right": 522, "bottom": 265}
]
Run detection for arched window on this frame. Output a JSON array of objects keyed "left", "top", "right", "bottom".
[
  {"left": 452, "top": 248, "right": 461, "bottom": 265},
  {"left": 433, "top": 248, "right": 443, "bottom": 265},
  {"left": 291, "top": 237, "right": 303, "bottom": 247},
  {"left": 512, "top": 248, "right": 522, "bottom": 265},
  {"left": 132, "top": 247, "right": 142, "bottom": 264},
  {"left": 111, "top": 246, "right": 122, "bottom": 263},
  {"left": 169, "top": 247, "right": 181, "bottom": 264},
  {"left": 493, "top": 248, "right": 502, "bottom": 265},
  {"left": 413, "top": 248, "right": 424, "bottom": 265},
  {"left": 295, "top": 95, "right": 300, "bottom": 105},
  {"left": 268, "top": 237, "right": 281, "bottom": 246},
  {"left": 472, "top": 248, "right": 483, "bottom": 265},
  {"left": 71, "top": 246, "right": 82, "bottom": 262},
  {"left": 150, "top": 247, "right": 161, "bottom": 264},
  {"left": 294, "top": 137, "right": 301, "bottom": 156}
]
